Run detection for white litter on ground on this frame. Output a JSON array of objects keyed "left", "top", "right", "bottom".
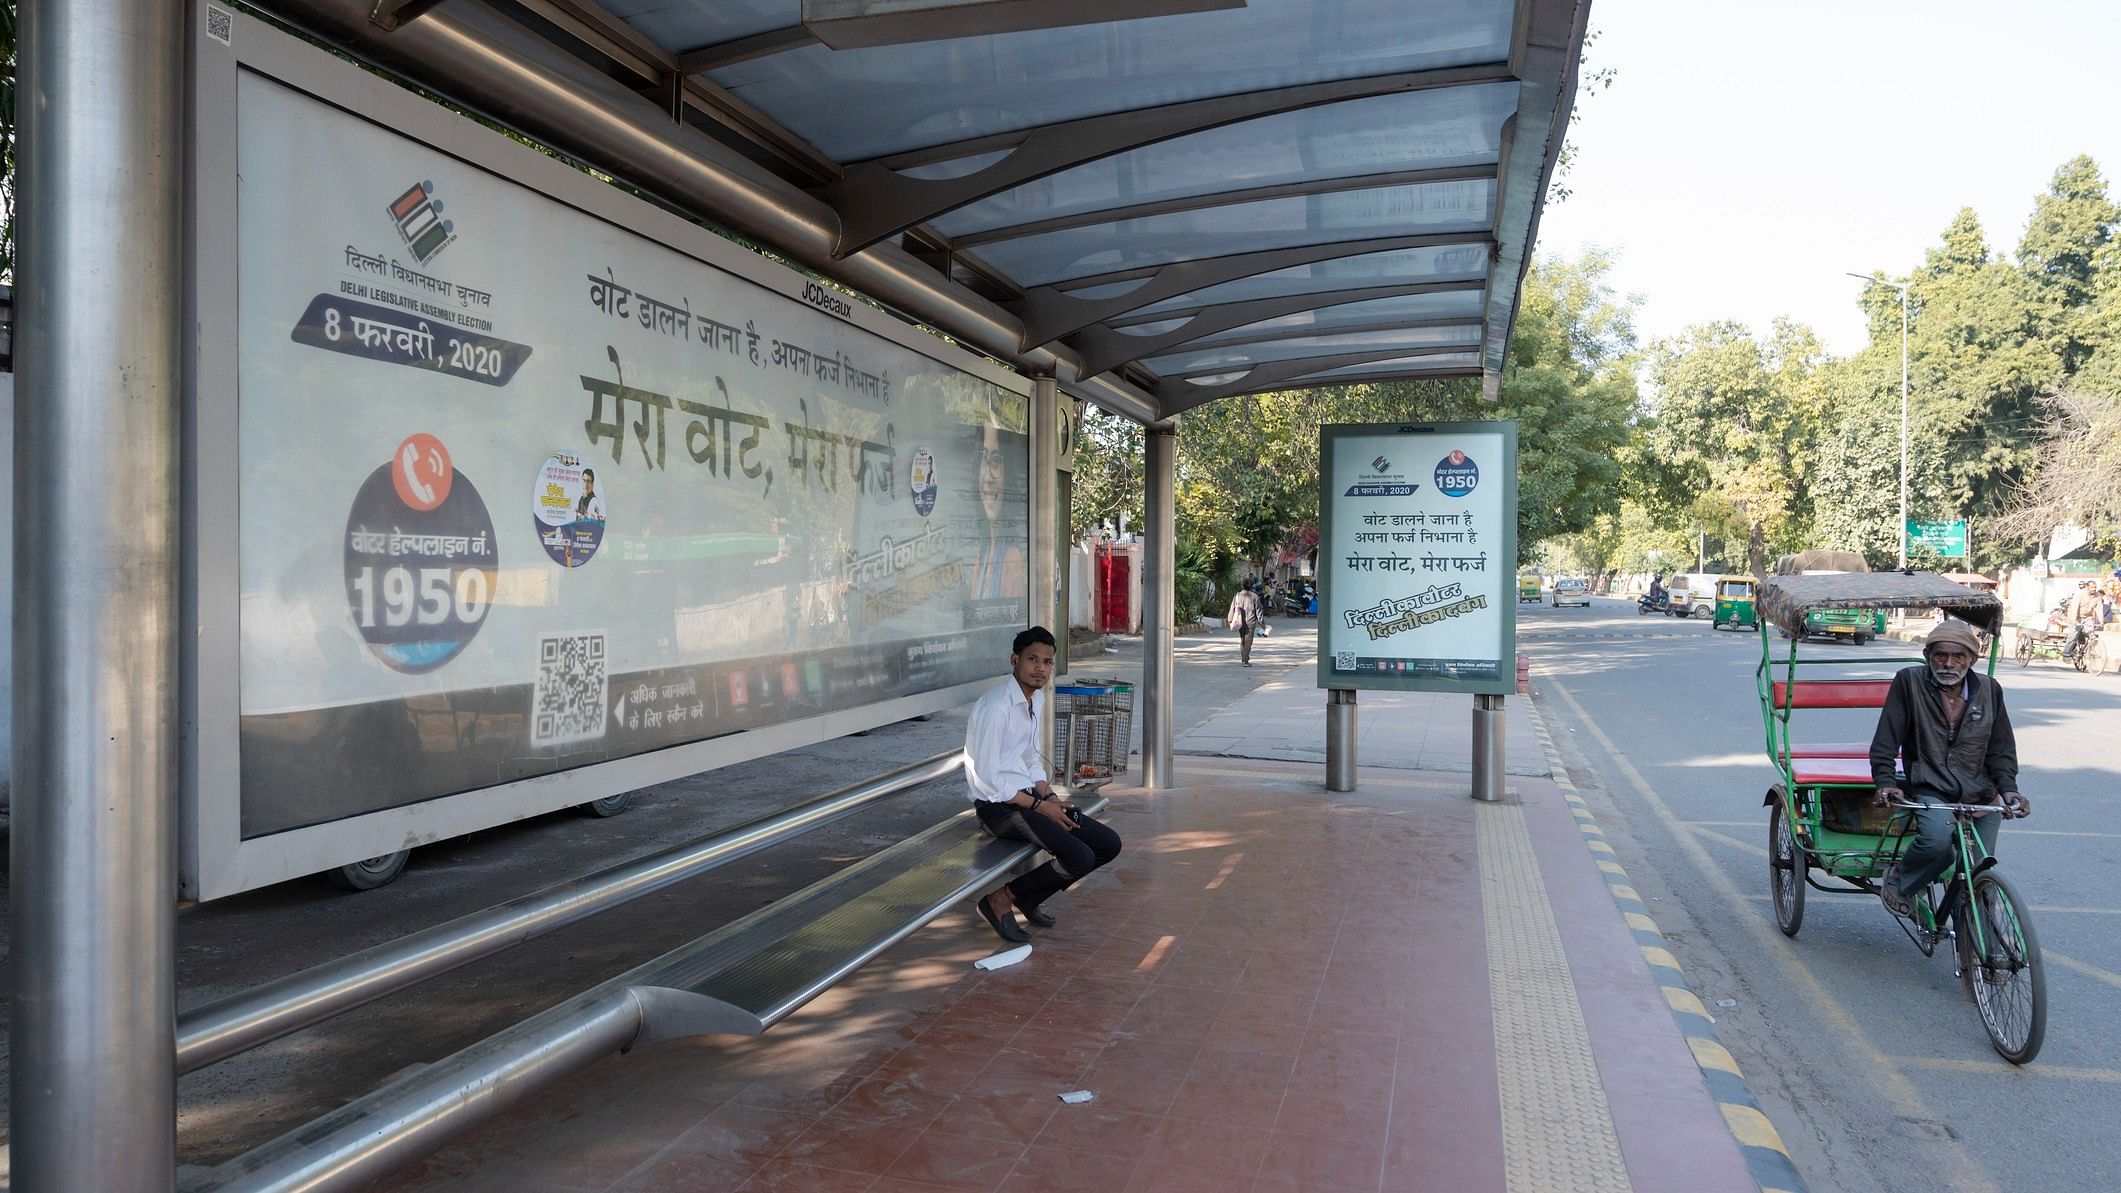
[
  {"left": 1058, "top": 1090, "right": 1096, "bottom": 1104},
  {"left": 974, "top": 944, "right": 1032, "bottom": 971}
]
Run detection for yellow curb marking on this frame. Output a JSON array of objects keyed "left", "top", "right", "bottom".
[
  {"left": 1597, "top": 860, "right": 1627, "bottom": 876},
  {"left": 1688, "top": 1037, "right": 1743, "bottom": 1076},
  {"left": 1720, "top": 1103, "right": 1789, "bottom": 1152},
  {"left": 1624, "top": 912, "right": 1660, "bottom": 934},
  {"left": 1640, "top": 945, "right": 1682, "bottom": 970},
  {"left": 1609, "top": 884, "right": 1641, "bottom": 902},
  {"left": 1585, "top": 838, "right": 1616, "bottom": 854},
  {"left": 1663, "top": 986, "right": 1710, "bottom": 1018}
]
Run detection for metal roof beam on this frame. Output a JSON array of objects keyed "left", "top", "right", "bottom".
[
  {"left": 1479, "top": 0, "right": 1587, "bottom": 378},
  {"left": 1154, "top": 355, "right": 1481, "bottom": 415},
  {"left": 1068, "top": 284, "right": 1482, "bottom": 379},
  {"left": 675, "top": 25, "right": 819, "bottom": 74},
  {"left": 817, "top": 62, "right": 1515, "bottom": 258},
  {"left": 951, "top": 163, "right": 1499, "bottom": 250},
  {"left": 1007, "top": 233, "right": 1494, "bottom": 348},
  {"left": 1160, "top": 315, "right": 1483, "bottom": 355}
]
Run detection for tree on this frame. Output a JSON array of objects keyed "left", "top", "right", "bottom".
[
  {"left": 2017, "top": 155, "right": 2118, "bottom": 368},
  {"left": 1991, "top": 389, "right": 2121, "bottom": 552},
  {"left": 1641, "top": 319, "right": 1824, "bottom": 574}
]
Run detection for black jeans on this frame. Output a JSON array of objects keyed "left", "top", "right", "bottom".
[{"left": 975, "top": 797, "right": 1123, "bottom": 912}]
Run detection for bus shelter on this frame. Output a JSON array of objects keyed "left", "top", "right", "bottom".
[{"left": 10, "top": 0, "right": 1587, "bottom": 1187}]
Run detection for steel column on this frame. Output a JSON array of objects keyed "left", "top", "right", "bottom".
[
  {"left": 1139, "top": 424, "right": 1177, "bottom": 787},
  {"left": 12, "top": 0, "right": 186, "bottom": 1187},
  {"left": 1029, "top": 375, "right": 1060, "bottom": 765},
  {"left": 1471, "top": 693, "right": 1506, "bottom": 802},
  {"left": 1324, "top": 689, "right": 1358, "bottom": 791}
]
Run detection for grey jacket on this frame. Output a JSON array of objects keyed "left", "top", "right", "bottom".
[{"left": 1868, "top": 666, "right": 2019, "bottom": 800}]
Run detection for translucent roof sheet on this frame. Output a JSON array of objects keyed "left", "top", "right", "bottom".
[
  {"left": 975, "top": 178, "right": 1495, "bottom": 286},
  {"left": 1146, "top": 325, "right": 1482, "bottom": 376},
  {"left": 1118, "top": 244, "right": 1490, "bottom": 318},
  {"left": 1188, "top": 295, "right": 1486, "bottom": 346},
  {"left": 611, "top": 0, "right": 788, "bottom": 54},
  {"left": 1288, "top": 352, "right": 1483, "bottom": 382},
  {"left": 706, "top": 0, "right": 1514, "bottom": 160},
  {"left": 927, "top": 83, "right": 1514, "bottom": 239},
  {"left": 377, "top": 0, "right": 1588, "bottom": 417}
]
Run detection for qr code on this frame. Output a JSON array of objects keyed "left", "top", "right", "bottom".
[
  {"left": 1335, "top": 650, "right": 1356, "bottom": 671},
  {"left": 205, "top": 6, "right": 233, "bottom": 45},
  {"left": 532, "top": 632, "right": 608, "bottom": 747}
]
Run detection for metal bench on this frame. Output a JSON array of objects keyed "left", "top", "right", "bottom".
[
  {"left": 187, "top": 789, "right": 1109, "bottom": 1193},
  {"left": 634, "top": 793, "right": 1109, "bottom": 1038}
]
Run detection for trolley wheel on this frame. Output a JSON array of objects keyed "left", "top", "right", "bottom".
[
  {"left": 578, "top": 793, "right": 634, "bottom": 818},
  {"left": 325, "top": 849, "right": 411, "bottom": 892},
  {"left": 1966, "top": 871, "right": 2045, "bottom": 1064},
  {"left": 1769, "top": 799, "right": 1806, "bottom": 936},
  {"left": 2015, "top": 634, "right": 2035, "bottom": 668}
]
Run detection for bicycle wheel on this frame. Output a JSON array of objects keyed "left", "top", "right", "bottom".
[
  {"left": 2015, "top": 634, "right": 2034, "bottom": 668},
  {"left": 1967, "top": 870, "right": 2046, "bottom": 1064},
  {"left": 1769, "top": 798, "right": 1805, "bottom": 936}
]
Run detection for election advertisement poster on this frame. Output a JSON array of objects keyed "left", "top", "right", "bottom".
[
  {"left": 228, "top": 71, "right": 1030, "bottom": 843},
  {"left": 1315, "top": 421, "right": 1517, "bottom": 695}
]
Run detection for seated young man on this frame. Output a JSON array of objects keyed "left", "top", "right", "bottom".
[{"left": 963, "top": 626, "right": 1122, "bottom": 943}]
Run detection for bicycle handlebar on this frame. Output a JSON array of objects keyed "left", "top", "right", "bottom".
[{"left": 1886, "top": 798, "right": 2029, "bottom": 818}]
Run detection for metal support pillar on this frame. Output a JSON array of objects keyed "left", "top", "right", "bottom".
[
  {"left": 12, "top": 0, "right": 187, "bottom": 1188},
  {"left": 1029, "top": 376, "right": 1060, "bottom": 769},
  {"left": 1471, "top": 694, "right": 1506, "bottom": 802},
  {"left": 1325, "top": 689, "right": 1357, "bottom": 791},
  {"left": 1139, "top": 423, "right": 1177, "bottom": 787}
]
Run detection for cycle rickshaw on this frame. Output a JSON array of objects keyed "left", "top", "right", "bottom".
[{"left": 1756, "top": 571, "right": 2045, "bottom": 1063}]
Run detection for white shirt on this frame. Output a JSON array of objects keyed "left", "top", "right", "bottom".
[{"left": 965, "top": 678, "right": 1045, "bottom": 803}]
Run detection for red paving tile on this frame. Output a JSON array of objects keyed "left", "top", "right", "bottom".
[
  {"left": 363, "top": 763, "right": 1767, "bottom": 1193},
  {"left": 882, "top": 1131, "right": 1026, "bottom": 1190}
]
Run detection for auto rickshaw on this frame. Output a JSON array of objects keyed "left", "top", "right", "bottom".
[
  {"left": 1518, "top": 575, "right": 1542, "bottom": 603},
  {"left": 1711, "top": 574, "right": 1759, "bottom": 631}
]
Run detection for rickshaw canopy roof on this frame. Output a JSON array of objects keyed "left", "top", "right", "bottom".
[{"left": 1756, "top": 571, "right": 2005, "bottom": 637}]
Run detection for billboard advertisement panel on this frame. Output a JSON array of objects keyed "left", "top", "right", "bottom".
[
  {"left": 187, "top": 29, "right": 1030, "bottom": 895},
  {"left": 1316, "top": 421, "right": 1517, "bottom": 695}
]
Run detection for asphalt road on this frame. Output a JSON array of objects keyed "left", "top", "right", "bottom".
[{"left": 1525, "top": 595, "right": 2121, "bottom": 1193}]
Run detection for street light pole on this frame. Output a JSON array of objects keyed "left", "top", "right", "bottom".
[{"left": 1847, "top": 272, "right": 1911, "bottom": 569}]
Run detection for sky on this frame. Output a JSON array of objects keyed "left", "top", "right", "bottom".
[{"left": 1534, "top": 0, "right": 2121, "bottom": 357}]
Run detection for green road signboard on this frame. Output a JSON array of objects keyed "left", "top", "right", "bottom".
[{"left": 1907, "top": 520, "right": 1968, "bottom": 559}]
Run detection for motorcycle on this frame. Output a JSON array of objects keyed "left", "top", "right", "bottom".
[{"left": 1637, "top": 592, "right": 1669, "bottom": 616}]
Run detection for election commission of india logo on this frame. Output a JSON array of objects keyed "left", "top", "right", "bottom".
[{"left": 387, "top": 180, "right": 458, "bottom": 263}]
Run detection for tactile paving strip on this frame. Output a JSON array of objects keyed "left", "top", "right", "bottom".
[{"left": 1477, "top": 799, "right": 1634, "bottom": 1193}]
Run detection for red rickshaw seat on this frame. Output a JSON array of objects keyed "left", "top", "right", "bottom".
[
  {"left": 1770, "top": 679, "right": 1892, "bottom": 710},
  {"left": 1788, "top": 756, "right": 1876, "bottom": 786},
  {"left": 1777, "top": 740, "right": 1872, "bottom": 760}
]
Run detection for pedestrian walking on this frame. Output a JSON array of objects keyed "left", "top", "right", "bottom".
[{"left": 1226, "top": 581, "right": 1264, "bottom": 667}]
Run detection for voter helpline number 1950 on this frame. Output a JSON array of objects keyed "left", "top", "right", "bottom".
[
  {"left": 341, "top": 436, "right": 502, "bottom": 674},
  {"left": 350, "top": 565, "right": 490, "bottom": 629}
]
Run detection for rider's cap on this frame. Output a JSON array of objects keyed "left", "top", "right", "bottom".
[{"left": 1923, "top": 619, "right": 1982, "bottom": 657}]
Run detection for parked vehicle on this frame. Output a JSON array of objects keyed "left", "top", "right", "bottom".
[
  {"left": 1712, "top": 575, "right": 1759, "bottom": 632},
  {"left": 1518, "top": 575, "right": 1543, "bottom": 603},
  {"left": 1551, "top": 578, "right": 1591, "bottom": 608}
]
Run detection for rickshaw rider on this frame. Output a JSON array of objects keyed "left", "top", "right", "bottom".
[{"left": 1871, "top": 620, "right": 2031, "bottom": 918}]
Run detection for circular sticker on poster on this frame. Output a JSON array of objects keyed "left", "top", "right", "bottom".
[
  {"left": 343, "top": 433, "right": 499, "bottom": 674},
  {"left": 532, "top": 452, "right": 607, "bottom": 568},
  {"left": 1434, "top": 448, "right": 1480, "bottom": 498},
  {"left": 909, "top": 447, "right": 938, "bottom": 517}
]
